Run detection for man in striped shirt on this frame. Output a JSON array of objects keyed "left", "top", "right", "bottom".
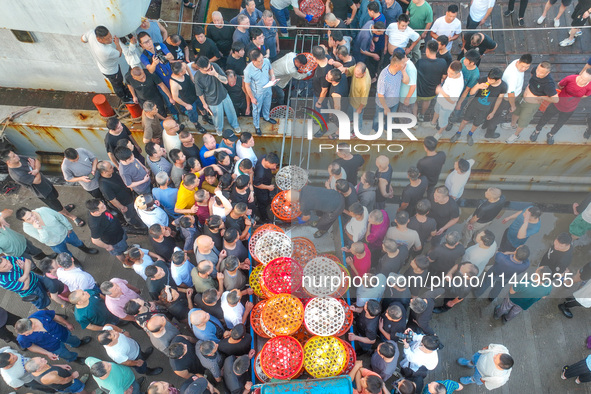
[{"left": 0, "top": 256, "right": 50, "bottom": 309}]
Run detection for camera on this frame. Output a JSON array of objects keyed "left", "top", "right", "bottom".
[
  {"left": 395, "top": 332, "right": 414, "bottom": 343},
  {"left": 154, "top": 44, "right": 169, "bottom": 64},
  {"left": 119, "top": 33, "right": 134, "bottom": 45}
]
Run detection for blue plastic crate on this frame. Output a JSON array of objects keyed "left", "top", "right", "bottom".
[{"left": 259, "top": 376, "right": 353, "bottom": 394}]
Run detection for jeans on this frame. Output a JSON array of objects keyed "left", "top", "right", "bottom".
[
  {"left": 348, "top": 105, "right": 365, "bottom": 130},
  {"left": 130, "top": 380, "right": 141, "bottom": 394},
  {"left": 372, "top": 104, "right": 398, "bottom": 132},
  {"left": 535, "top": 103, "right": 574, "bottom": 136},
  {"left": 50, "top": 231, "right": 84, "bottom": 255},
  {"left": 184, "top": 100, "right": 202, "bottom": 124},
  {"left": 252, "top": 89, "right": 272, "bottom": 128},
  {"left": 271, "top": 5, "right": 290, "bottom": 33},
  {"left": 210, "top": 95, "right": 240, "bottom": 133},
  {"left": 466, "top": 352, "right": 484, "bottom": 385},
  {"left": 158, "top": 87, "right": 178, "bottom": 116},
  {"left": 474, "top": 272, "right": 505, "bottom": 300},
  {"left": 27, "top": 281, "right": 51, "bottom": 309},
  {"left": 54, "top": 332, "right": 82, "bottom": 361},
  {"left": 466, "top": 14, "right": 480, "bottom": 29},
  {"left": 103, "top": 66, "right": 132, "bottom": 102}
]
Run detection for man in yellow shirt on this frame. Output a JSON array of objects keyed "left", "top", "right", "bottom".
[
  {"left": 174, "top": 173, "right": 200, "bottom": 215},
  {"left": 342, "top": 62, "right": 371, "bottom": 127}
]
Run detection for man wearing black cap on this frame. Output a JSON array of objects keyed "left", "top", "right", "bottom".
[{"left": 220, "top": 129, "right": 239, "bottom": 160}]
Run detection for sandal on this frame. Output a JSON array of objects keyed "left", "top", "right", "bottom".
[
  {"left": 328, "top": 133, "right": 339, "bottom": 140},
  {"left": 64, "top": 204, "right": 75, "bottom": 212},
  {"left": 74, "top": 218, "right": 86, "bottom": 227},
  {"left": 183, "top": 1, "right": 196, "bottom": 8}
]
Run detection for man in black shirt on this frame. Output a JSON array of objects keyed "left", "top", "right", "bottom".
[
  {"left": 336, "top": 144, "right": 365, "bottom": 185},
  {"left": 428, "top": 186, "right": 460, "bottom": 245},
  {"left": 97, "top": 161, "right": 145, "bottom": 230},
  {"left": 223, "top": 354, "right": 253, "bottom": 394},
  {"left": 427, "top": 231, "right": 465, "bottom": 275},
  {"left": 190, "top": 26, "right": 221, "bottom": 62},
  {"left": 335, "top": 179, "right": 359, "bottom": 211},
  {"left": 326, "top": 68, "right": 349, "bottom": 113},
  {"left": 179, "top": 131, "right": 201, "bottom": 161},
  {"left": 350, "top": 299, "right": 381, "bottom": 353},
  {"left": 104, "top": 117, "right": 144, "bottom": 167},
  {"left": 400, "top": 167, "right": 428, "bottom": 217},
  {"left": 311, "top": 46, "right": 334, "bottom": 110},
  {"left": 461, "top": 187, "right": 506, "bottom": 245},
  {"left": 326, "top": 0, "right": 357, "bottom": 22},
  {"left": 378, "top": 240, "right": 409, "bottom": 276},
  {"left": 378, "top": 302, "right": 407, "bottom": 340},
  {"left": 164, "top": 34, "right": 189, "bottom": 62},
  {"left": 207, "top": 12, "right": 235, "bottom": 58},
  {"left": 253, "top": 153, "right": 279, "bottom": 223},
  {"left": 125, "top": 67, "right": 169, "bottom": 117},
  {"left": 225, "top": 70, "right": 250, "bottom": 116},
  {"left": 459, "top": 32, "right": 497, "bottom": 62},
  {"left": 540, "top": 232, "right": 573, "bottom": 275},
  {"left": 191, "top": 288, "right": 227, "bottom": 326},
  {"left": 407, "top": 296, "right": 436, "bottom": 335},
  {"left": 145, "top": 261, "right": 175, "bottom": 300},
  {"left": 416, "top": 136, "right": 446, "bottom": 196},
  {"left": 402, "top": 256, "right": 430, "bottom": 296},
  {"left": 86, "top": 199, "right": 128, "bottom": 264},
  {"left": 416, "top": 40, "right": 448, "bottom": 122},
  {"left": 167, "top": 335, "right": 204, "bottom": 379},
  {"left": 408, "top": 199, "right": 438, "bottom": 252},
  {"left": 148, "top": 224, "right": 177, "bottom": 261},
  {"left": 225, "top": 41, "right": 247, "bottom": 76},
  {"left": 291, "top": 185, "right": 345, "bottom": 238},
  {"left": 218, "top": 324, "right": 252, "bottom": 356}
]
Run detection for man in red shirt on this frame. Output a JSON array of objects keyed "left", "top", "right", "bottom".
[{"left": 530, "top": 68, "right": 591, "bottom": 144}]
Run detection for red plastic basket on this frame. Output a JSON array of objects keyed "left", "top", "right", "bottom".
[
  {"left": 262, "top": 257, "right": 303, "bottom": 295},
  {"left": 271, "top": 190, "right": 301, "bottom": 222},
  {"left": 260, "top": 336, "right": 305, "bottom": 380},
  {"left": 334, "top": 298, "right": 354, "bottom": 337},
  {"left": 338, "top": 338, "right": 357, "bottom": 375}
]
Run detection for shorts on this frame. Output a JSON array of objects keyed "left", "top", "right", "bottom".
[
  {"left": 549, "top": 0, "right": 572, "bottom": 5},
  {"left": 514, "top": 100, "right": 540, "bottom": 128},
  {"left": 109, "top": 232, "right": 128, "bottom": 256},
  {"left": 569, "top": 215, "right": 591, "bottom": 237},
  {"left": 463, "top": 100, "right": 490, "bottom": 126},
  {"left": 434, "top": 101, "right": 454, "bottom": 128},
  {"left": 572, "top": 14, "right": 590, "bottom": 27},
  {"left": 61, "top": 378, "right": 85, "bottom": 393},
  {"left": 39, "top": 186, "right": 64, "bottom": 212}
]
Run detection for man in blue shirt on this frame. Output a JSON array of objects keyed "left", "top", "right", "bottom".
[
  {"left": 188, "top": 309, "right": 227, "bottom": 343},
  {"left": 200, "top": 133, "right": 233, "bottom": 167},
  {"left": 244, "top": 49, "right": 277, "bottom": 136},
  {"left": 0, "top": 256, "right": 49, "bottom": 309},
  {"left": 474, "top": 245, "right": 530, "bottom": 301},
  {"left": 499, "top": 205, "right": 542, "bottom": 252},
  {"left": 15, "top": 310, "right": 91, "bottom": 362},
  {"left": 371, "top": 49, "right": 409, "bottom": 133}
]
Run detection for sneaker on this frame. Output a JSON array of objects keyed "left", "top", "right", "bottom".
[
  {"left": 547, "top": 133, "right": 555, "bottom": 145},
  {"left": 460, "top": 376, "right": 476, "bottom": 385},
  {"left": 584, "top": 128, "right": 591, "bottom": 139},
  {"left": 433, "top": 133, "right": 442, "bottom": 141},
  {"left": 529, "top": 131, "right": 540, "bottom": 142},
  {"left": 467, "top": 134, "right": 474, "bottom": 146},
  {"left": 506, "top": 133, "right": 519, "bottom": 143},
  {"left": 558, "top": 303, "right": 573, "bottom": 318},
  {"left": 450, "top": 133, "right": 461, "bottom": 143},
  {"left": 501, "top": 122, "right": 517, "bottom": 130},
  {"left": 561, "top": 366, "right": 568, "bottom": 380},
  {"left": 518, "top": 18, "right": 525, "bottom": 26},
  {"left": 418, "top": 113, "right": 424, "bottom": 122},
  {"left": 234, "top": 127, "right": 242, "bottom": 134},
  {"left": 485, "top": 132, "right": 500, "bottom": 139},
  {"left": 216, "top": 129, "right": 223, "bottom": 136},
  {"left": 280, "top": 32, "right": 289, "bottom": 37},
  {"left": 446, "top": 122, "right": 454, "bottom": 131},
  {"left": 537, "top": 15, "right": 546, "bottom": 24},
  {"left": 560, "top": 38, "right": 575, "bottom": 46},
  {"left": 503, "top": 9, "right": 514, "bottom": 17},
  {"left": 554, "top": 18, "right": 560, "bottom": 27},
  {"left": 575, "top": 30, "right": 583, "bottom": 37}
]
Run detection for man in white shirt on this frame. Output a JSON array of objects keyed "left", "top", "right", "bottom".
[
  {"left": 81, "top": 26, "right": 132, "bottom": 103},
  {"left": 220, "top": 289, "right": 253, "bottom": 329},
  {"left": 345, "top": 203, "right": 369, "bottom": 243},
  {"left": 124, "top": 247, "right": 159, "bottom": 280},
  {"left": 444, "top": 158, "right": 475, "bottom": 199},
  {"left": 0, "top": 347, "right": 35, "bottom": 391},
  {"left": 236, "top": 132, "right": 258, "bottom": 167},
  {"left": 433, "top": 61, "right": 464, "bottom": 140},
  {"left": 272, "top": 52, "right": 310, "bottom": 88},
  {"left": 467, "top": 0, "right": 495, "bottom": 28},
  {"left": 134, "top": 194, "right": 169, "bottom": 228},
  {"left": 430, "top": 5, "right": 462, "bottom": 51},
  {"left": 386, "top": 14, "right": 421, "bottom": 55},
  {"left": 162, "top": 119, "right": 183, "bottom": 158},
  {"left": 457, "top": 343, "right": 513, "bottom": 390},
  {"left": 55, "top": 253, "right": 97, "bottom": 292},
  {"left": 400, "top": 330, "right": 440, "bottom": 378},
  {"left": 485, "top": 54, "right": 532, "bottom": 138},
  {"left": 462, "top": 230, "right": 497, "bottom": 275},
  {"left": 98, "top": 325, "right": 162, "bottom": 376}
]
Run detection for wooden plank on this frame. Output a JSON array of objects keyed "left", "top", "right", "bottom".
[{"left": 161, "top": 0, "right": 183, "bottom": 37}]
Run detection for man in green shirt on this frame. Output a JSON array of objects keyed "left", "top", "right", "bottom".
[
  {"left": 493, "top": 266, "right": 552, "bottom": 323},
  {"left": 86, "top": 357, "right": 142, "bottom": 394},
  {"left": 448, "top": 49, "right": 481, "bottom": 129},
  {"left": 408, "top": 0, "right": 434, "bottom": 63},
  {"left": 0, "top": 209, "right": 48, "bottom": 260},
  {"left": 70, "top": 289, "right": 121, "bottom": 331}
]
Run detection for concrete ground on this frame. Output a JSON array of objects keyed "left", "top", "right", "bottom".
[{"left": 0, "top": 183, "right": 590, "bottom": 393}]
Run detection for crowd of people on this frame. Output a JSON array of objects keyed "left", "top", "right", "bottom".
[{"left": 1, "top": 0, "right": 591, "bottom": 393}]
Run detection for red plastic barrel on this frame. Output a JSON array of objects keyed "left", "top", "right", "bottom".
[
  {"left": 92, "top": 94, "right": 115, "bottom": 117},
  {"left": 126, "top": 103, "right": 142, "bottom": 119}
]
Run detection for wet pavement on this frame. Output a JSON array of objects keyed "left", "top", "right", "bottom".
[{"left": 0, "top": 183, "right": 590, "bottom": 393}]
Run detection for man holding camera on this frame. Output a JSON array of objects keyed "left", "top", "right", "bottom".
[{"left": 399, "top": 329, "right": 441, "bottom": 393}]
